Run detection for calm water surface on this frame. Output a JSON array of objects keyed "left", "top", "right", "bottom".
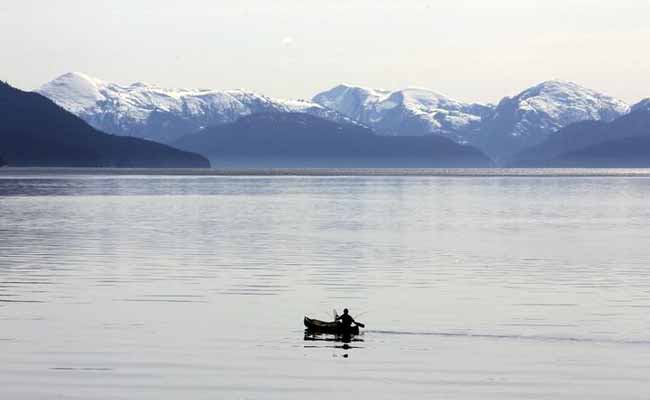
[{"left": 1, "top": 169, "right": 650, "bottom": 399}]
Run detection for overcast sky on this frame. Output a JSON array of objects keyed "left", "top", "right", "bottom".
[{"left": 1, "top": 0, "right": 649, "bottom": 103}]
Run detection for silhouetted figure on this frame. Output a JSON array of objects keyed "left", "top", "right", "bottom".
[{"left": 336, "top": 308, "right": 356, "bottom": 328}]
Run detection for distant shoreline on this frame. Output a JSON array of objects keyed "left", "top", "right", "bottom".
[{"left": 2, "top": 167, "right": 650, "bottom": 178}]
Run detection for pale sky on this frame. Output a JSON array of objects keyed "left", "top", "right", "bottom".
[{"left": 1, "top": 0, "right": 649, "bottom": 104}]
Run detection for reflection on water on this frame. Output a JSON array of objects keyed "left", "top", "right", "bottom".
[
  {"left": 2, "top": 170, "right": 650, "bottom": 399},
  {"left": 304, "top": 332, "right": 365, "bottom": 346},
  {"left": 304, "top": 332, "right": 364, "bottom": 361}
]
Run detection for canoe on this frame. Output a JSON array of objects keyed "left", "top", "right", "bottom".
[{"left": 304, "top": 316, "right": 360, "bottom": 335}]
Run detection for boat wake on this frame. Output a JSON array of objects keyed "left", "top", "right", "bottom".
[{"left": 368, "top": 329, "right": 650, "bottom": 346}]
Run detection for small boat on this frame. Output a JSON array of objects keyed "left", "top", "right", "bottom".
[{"left": 304, "top": 316, "right": 360, "bottom": 335}]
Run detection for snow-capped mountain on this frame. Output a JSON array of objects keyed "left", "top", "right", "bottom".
[
  {"left": 313, "top": 81, "right": 630, "bottom": 161},
  {"left": 38, "top": 74, "right": 634, "bottom": 161},
  {"left": 313, "top": 84, "right": 492, "bottom": 144},
  {"left": 478, "top": 80, "right": 630, "bottom": 159},
  {"left": 38, "top": 72, "right": 354, "bottom": 143}
]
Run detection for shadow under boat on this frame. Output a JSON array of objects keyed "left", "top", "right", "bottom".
[{"left": 304, "top": 330, "right": 364, "bottom": 345}]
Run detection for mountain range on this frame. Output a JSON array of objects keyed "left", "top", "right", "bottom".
[
  {"left": 312, "top": 85, "right": 491, "bottom": 143},
  {"left": 38, "top": 72, "right": 354, "bottom": 144},
  {"left": 314, "top": 81, "right": 632, "bottom": 160},
  {"left": 172, "top": 112, "right": 491, "bottom": 168},
  {"left": 474, "top": 81, "right": 630, "bottom": 159},
  {"left": 38, "top": 73, "right": 638, "bottom": 163},
  {"left": 0, "top": 81, "right": 209, "bottom": 168}
]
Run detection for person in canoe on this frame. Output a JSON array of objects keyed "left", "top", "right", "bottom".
[{"left": 336, "top": 308, "right": 364, "bottom": 328}]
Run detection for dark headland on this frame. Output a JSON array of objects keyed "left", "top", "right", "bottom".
[{"left": 0, "top": 81, "right": 209, "bottom": 168}]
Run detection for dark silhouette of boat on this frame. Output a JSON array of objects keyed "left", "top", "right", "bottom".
[{"left": 304, "top": 316, "right": 360, "bottom": 335}]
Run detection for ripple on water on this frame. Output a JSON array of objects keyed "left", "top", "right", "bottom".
[{"left": 2, "top": 173, "right": 650, "bottom": 398}]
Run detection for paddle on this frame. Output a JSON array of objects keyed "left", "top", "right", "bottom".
[{"left": 356, "top": 322, "right": 365, "bottom": 328}]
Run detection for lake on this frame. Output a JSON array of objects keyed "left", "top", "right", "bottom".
[{"left": 1, "top": 168, "right": 650, "bottom": 399}]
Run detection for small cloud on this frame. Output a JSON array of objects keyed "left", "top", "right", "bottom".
[{"left": 281, "top": 36, "right": 295, "bottom": 47}]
